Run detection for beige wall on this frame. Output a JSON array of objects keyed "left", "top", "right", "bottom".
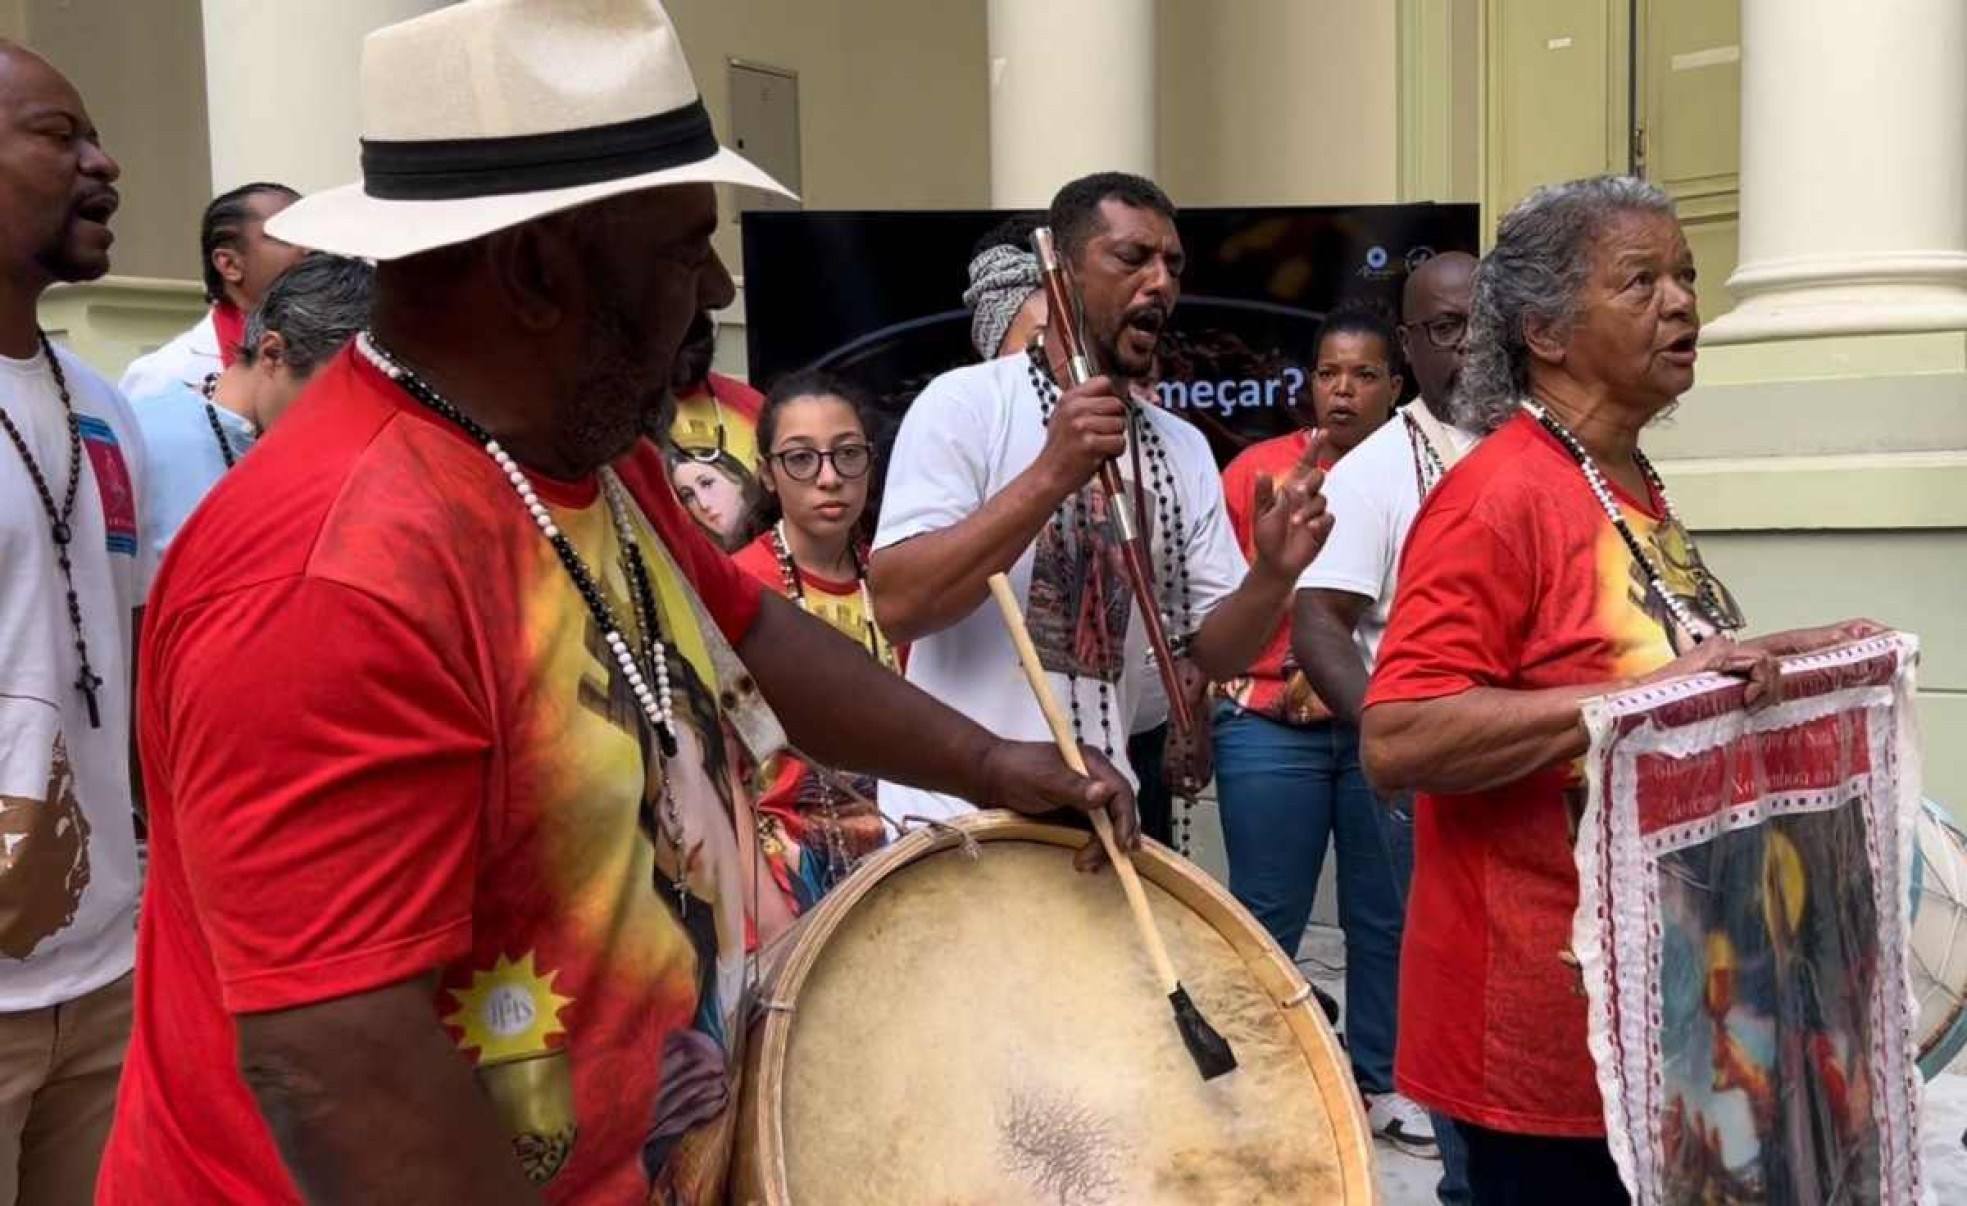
[
  {"left": 16, "top": 0, "right": 210, "bottom": 281},
  {"left": 202, "top": 0, "right": 446, "bottom": 197},
  {"left": 1157, "top": 0, "right": 1399, "bottom": 206},
  {"left": 665, "top": 0, "right": 990, "bottom": 272}
]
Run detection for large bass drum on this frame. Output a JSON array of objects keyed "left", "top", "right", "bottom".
[
  {"left": 1912, "top": 798, "right": 1967, "bottom": 1079},
  {"left": 731, "top": 813, "right": 1375, "bottom": 1204}
]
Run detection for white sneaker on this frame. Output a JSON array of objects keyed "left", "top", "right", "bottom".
[{"left": 1366, "top": 1092, "right": 1440, "bottom": 1160}]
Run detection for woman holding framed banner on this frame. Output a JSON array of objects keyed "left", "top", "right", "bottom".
[{"left": 1359, "top": 176, "right": 1889, "bottom": 1204}]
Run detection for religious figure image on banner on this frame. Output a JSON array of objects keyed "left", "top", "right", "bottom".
[
  {"left": 1573, "top": 634, "right": 1924, "bottom": 1206},
  {"left": 1655, "top": 807, "right": 1883, "bottom": 1202}
]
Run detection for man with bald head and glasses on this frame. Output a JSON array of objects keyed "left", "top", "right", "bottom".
[{"left": 1291, "top": 248, "right": 1481, "bottom": 1201}]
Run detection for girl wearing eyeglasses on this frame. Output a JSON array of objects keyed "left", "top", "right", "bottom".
[{"left": 731, "top": 370, "right": 899, "bottom": 924}]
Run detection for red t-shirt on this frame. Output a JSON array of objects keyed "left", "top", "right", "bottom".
[
  {"left": 1217, "top": 429, "right": 1333, "bottom": 725},
  {"left": 101, "top": 348, "right": 768, "bottom": 1204},
  {"left": 1369, "top": 411, "right": 1707, "bottom": 1125},
  {"left": 1366, "top": 412, "right": 1703, "bottom": 1137}
]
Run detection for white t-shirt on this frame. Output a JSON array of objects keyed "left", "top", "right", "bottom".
[
  {"left": 133, "top": 380, "right": 255, "bottom": 568},
  {"left": 0, "top": 344, "right": 148, "bottom": 1009},
  {"left": 874, "top": 355, "right": 1247, "bottom": 822},
  {"left": 1297, "top": 400, "right": 1479, "bottom": 666},
  {"left": 118, "top": 311, "right": 220, "bottom": 405}
]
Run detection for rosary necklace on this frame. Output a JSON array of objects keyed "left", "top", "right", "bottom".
[
  {"left": 199, "top": 372, "right": 254, "bottom": 471},
  {"left": 1522, "top": 400, "right": 1743, "bottom": 647},
  {"left": 358, "top": 333, "right": 694, "bottom": 903},
  {"left": 1401, "top": 409, "right": 1447, "bottom": 497},
  {"left": 1028, "top": 347, "right": 1197, "bottom": 854},
  {"left": 0, "top": 332, "right": 104, "bottom": 727},
  {"left": 767, "top": 520, "right": 895, "bottom": 671}
]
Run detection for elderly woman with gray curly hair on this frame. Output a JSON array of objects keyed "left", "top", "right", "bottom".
[{"left": 1356, "top": 175, "right": 1882, "bottom": 1204}]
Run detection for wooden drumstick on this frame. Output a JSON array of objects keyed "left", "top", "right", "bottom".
[{"left": 986, "top": 573, "right": 1237, "bottom": 1081}]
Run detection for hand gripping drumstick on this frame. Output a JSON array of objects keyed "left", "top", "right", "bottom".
[
  {"left": 1029, "top": 226, "right": 1194, "bottom": 735},
  {"left": 987, "top": 573, "right": 1237, "bottom": 1081}
]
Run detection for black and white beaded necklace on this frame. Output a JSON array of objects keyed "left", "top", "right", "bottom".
[
  {"left": 1522, "top": 399, "right": 1743, "bottom": 646},
  {"left": 0, "top": 332, "right": 105, "bottom": 727},
  {"left": 1400, "top": 409, "right": 1447, "bottom": 497},
  {"left": 1026, "top": 345, "right": 1199, "bottom": 853},
  {"left": 357, "top": 333, "right": 696, "bottom": 899},
  {"left": 199, "top": 372, "right": 252, "bottom": 471}
]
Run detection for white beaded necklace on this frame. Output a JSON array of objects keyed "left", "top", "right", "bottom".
[
  {"left": 356, "top": 332, "right": 679, "bottom": 752},
  {"left": 1520, "top": 398, "right": 1732, "bottom": 646}
]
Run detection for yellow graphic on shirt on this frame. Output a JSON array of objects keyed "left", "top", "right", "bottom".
[
  {"left": 446, "top": 951, "right": 575, "bottom": 1063},
  {"left": 670, "top": 388, "right": 758, "bottom": 474},
  {"left": 1594, "top": 502, "right": 1715, "bottom": 678},
  {"left": 515, "top": 492, "right": 750, "bottom": 1198},
  {"left": 802, "top": 586, "right": 897, "bottom": 669},
  {"left": 446, "top": 952, "right": 580, "bottom": 1184}
]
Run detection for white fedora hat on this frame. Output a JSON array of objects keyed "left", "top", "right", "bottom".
[{"left": 267, "top": 0, "right": 795, "bottom": 262}]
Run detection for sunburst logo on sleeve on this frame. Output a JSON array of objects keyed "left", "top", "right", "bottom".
[{"left": 444, "top": 952, "right": 576, "bottom": 1064}]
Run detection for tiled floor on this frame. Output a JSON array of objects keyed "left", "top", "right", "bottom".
[{"left": 1294, "top": 925, "right": 1967, "bottom": 1205}]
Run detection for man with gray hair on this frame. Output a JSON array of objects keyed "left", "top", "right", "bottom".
[{"left": 133, "top": 252, "right": 376, "bottom": 563}]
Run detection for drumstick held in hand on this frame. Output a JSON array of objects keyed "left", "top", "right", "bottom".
[{"left": 986, "top": 573, "right": 1237, "bottom": 1082}]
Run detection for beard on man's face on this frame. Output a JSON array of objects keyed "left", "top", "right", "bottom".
[
  {"left": 670, "top": 313, "right": 716, "bottom": 394},
  {"left": 563, "top": 296, "right": 675, "bottom": 470}
]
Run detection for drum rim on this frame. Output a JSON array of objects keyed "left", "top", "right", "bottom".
[
  {"left": 733, "top": 811, "right": 1378, "bottom": 1205},
  {"left": 1914, "top": 800, "right": 1967, "bottom": 1079}
]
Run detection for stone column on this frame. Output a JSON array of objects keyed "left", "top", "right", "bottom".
[
  {"left": 1704, "top": 0, "right": 1967, "bottom": 343},
  {"left": 986, "top": 0, "right": 1157, "bottom": 209},
  {"left": 201, "top": 0, "right": 450, "bottom": 195}
]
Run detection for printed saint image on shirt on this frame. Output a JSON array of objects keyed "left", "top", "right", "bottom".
[
  {"left": 1620, "top": 517, "right": 1729, "bottom": 655},
  {"left": 635, "top": 638, "right": 748, "bottom": 1205},
  {"left": 420, "top": 492, "right": 755, "bottom": 1204},
  {"left": 0, "top": 734, "right": 91, "bottom": 960},
  {"left": 1026, "top": 484, "right": 1153, "bottom": 683}
]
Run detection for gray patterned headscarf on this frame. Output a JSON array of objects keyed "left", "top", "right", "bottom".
[{"left": 963, "top": 243, "right": 1041, "bottom": 359}]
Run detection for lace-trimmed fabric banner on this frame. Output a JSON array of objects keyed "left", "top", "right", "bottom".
[{"left": 1575, "top": 634, "right": 1924, "bottom": 1205}]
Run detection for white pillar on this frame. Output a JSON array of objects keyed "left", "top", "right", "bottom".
[
  {"left": 986, "top": 0, "right": 1157, "bottom": 209},
  {"left": 1704, "top": 0, "right": 1967, "bottom": 344},
  {"left": 201, "top": 0, "right": 450, "bottom": 196}
]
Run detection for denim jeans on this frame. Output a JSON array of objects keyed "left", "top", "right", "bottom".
[{"left": 1212, "top": 702, "right": 1405, "bottom": 1094}]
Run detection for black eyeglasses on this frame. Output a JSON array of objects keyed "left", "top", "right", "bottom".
[
  {"left": 1402, "top": 313, "right": 1468, "bottom": 350},
  {"left": 769, "top": 443, "right": 874, "bottom": 482}
]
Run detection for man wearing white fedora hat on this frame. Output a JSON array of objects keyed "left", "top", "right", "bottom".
[{"left": 99, "top": 3, "right": 1135, "bottom": 1203}]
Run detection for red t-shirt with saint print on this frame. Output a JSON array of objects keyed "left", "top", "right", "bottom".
[
  {"left": 1367, "top": 411, "right": 1708, "bottom": 1137},
  {"left": 102, "top": 347, "right": 767, "bottom": 1204}
]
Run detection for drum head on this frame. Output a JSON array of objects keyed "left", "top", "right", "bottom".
[{"left": 748, "top": 819, "right": 1370, "bottom": 1204}]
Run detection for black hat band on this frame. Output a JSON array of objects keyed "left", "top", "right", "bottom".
[{"left": 361, "top": 99, "right": 719, "bottom": 201}]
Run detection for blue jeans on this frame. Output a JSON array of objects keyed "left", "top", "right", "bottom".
[{"left": 1212, "top": 704, "right": 1405, "bottom": 1094}]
